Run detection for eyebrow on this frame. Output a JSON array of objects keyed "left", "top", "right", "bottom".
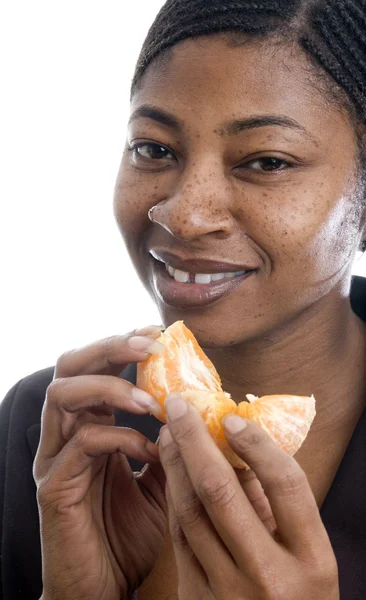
[
  {"left": 129, "top": 104, "right": 312, "bottom": 138},
  {"left": 129, "top": 105, "right": 183, "bottom": 131}
]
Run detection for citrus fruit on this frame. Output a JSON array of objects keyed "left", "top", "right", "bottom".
[{"left": 136, "top": 321, "right": 316, "bottom": 468}]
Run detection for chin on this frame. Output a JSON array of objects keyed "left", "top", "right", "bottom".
[{"left": 154, "top": 302, "right": 267, "bottom": 348}]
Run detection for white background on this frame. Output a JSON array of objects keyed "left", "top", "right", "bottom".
[{"left": 1, "top": 1, "right": 365, "bottom": 401}]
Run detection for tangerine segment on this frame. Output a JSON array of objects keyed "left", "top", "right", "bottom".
[
  {"left": 237, "top": 394, "right": 316, "bottom": 456},
  {"left": 180, "top": 390, "right": 248, "bottom": 469},
  {"left": 136, "top": 321, "right": 222, "bottom": 419},
  {"left": 137, "top": 320, "right": 316, "bottom": 468}
]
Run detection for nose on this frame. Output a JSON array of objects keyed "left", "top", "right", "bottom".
[{"left": 151, "top": 160, "right": 235, "bottom": 241}]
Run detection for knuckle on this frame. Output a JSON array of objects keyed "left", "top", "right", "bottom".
[
  {"left": 97, "top": 374, "right": 117, "bottom": 397},
  {"left": 169, "top": 519, "right": 192, "bottom": 555},
  {"left": 251, "top": 564, "right": 287, "bottom": 600},
  {"left": 312, "top": 555, "right": 339, "bottom": 586},
  {"left": 72, "top": 423, "right": 97, "bottom": 448},
  {"left": 100, "top": 335, "right": 122, "bottom": 354},
  {"left": 32, "top": 461, "right": 41, "bottom": 485},
  {"left": 270, "top": 464, "right": 306, "bottom": 499},
  {"left": 32, "top": 453, "right": 47, "bottom": 484},
  {"left": 234, "top": 431, "right": 262, "bottom": 454},
  {"left": 55, "top": 350, "right": 76, "bottom": 374},
  {"left": 163, "top": 446, "right": 184, "bottom": 470},
  {"left": 197, "top": 467, "right": 236, "bottom": 507},
  {"left": 36, "top": 480, "right": 70, "bottom": 518},
  {"left": 173, "top": 419, "right": 197, "bottom": 446},
  {"left": 35, "top": 478, "right": 55, "bottom": 508},
  {"left": 45, "top": 378, "right": 66, "bottom": 404},
  {"left": 175, "top": 494, "right": 204, "bottom": 528}
]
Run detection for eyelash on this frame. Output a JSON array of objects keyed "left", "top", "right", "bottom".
[
  {"left": 128, "top": 142, "right": 295, "bottom": 173},
  {"left": 129, "top": 142, "right": 175, "bottom": 161}
]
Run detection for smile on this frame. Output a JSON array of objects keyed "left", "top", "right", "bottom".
[
  {"left": 165, "top": 263, "right": 248, "bottom": 285},
  {"left": 151, "top": 257, "right": 256, "bottom": 309}
]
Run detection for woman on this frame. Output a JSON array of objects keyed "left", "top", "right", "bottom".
[{"left": 1, "top": 0, "right": 365, "bottom": 598}]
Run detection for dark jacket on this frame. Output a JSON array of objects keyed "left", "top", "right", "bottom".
[{"left": 1, "top": 278, "right": 366, "bottom": 599}]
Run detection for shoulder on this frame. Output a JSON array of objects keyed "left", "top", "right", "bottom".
[
  {"left": 0, "top": 366, "right": 55, "bottom": 432},
  {"left": 351, "top": 276, "right": 366, "bottom": 321}
]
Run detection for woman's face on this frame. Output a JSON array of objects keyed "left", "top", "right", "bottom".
[{"left": 114, "top": 36, "right": 364, "bottom": 347}]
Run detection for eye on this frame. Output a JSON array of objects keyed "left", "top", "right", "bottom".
[
  {"left": 130, "top": 142, "right": 175, "bottom": 161},
  {"left": 246, "top": 157, "right": 292, "bottom": 172}
]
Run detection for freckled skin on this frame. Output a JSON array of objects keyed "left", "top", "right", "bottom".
[{"left": 113, "top": 36, "right": 366, "bottom": 444}]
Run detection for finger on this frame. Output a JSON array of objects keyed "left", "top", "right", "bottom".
[
  {"left": 136, "top": 461, "right": 167, "bottom": 511},
  {"left": 163, "top": 395, "right": 277, "bottom": 572},
  {"left": 38, "top": 375, "right": 162, "bottom": 459},
  {"left": 35, "top": 423, "right": 159, "bottom": 488},
  {"left": 235, "top": 468, "right": 277, "bottom": 536},
  {"left": 54, "top": 325, "right": 165, "bottom": 379},
  {"left": 160, "top": 424, "right": 248, "bottom": 580},
  {"left": 224, "top": 416, "right": 329, "bottom": 556},
  {"left": 166, "top": 484, "right": 209, "bottom": 598}
]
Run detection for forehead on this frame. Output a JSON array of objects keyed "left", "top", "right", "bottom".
[{"left": 131, "top": 35, "right": 352, "bottom": 138}]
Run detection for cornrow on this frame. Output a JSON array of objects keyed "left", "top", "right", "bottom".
[
  {"left": 131, "top": 0, "right": 366, "bottom": 128},
  {"left": 132, "top": 0, "right": 300, "bottom": 93},
  {"left": 301, "top": 1, "right": 366, "bottom": 122}
]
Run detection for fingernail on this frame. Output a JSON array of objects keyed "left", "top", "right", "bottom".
[
  {"left": 134, "top": 325, "right": 165, "bottom": 338},
  {"left": 128, "top": 336, "right": 165, "bottom": 354},
  {"left": 159, "top": 426, "right": 173, "bottom": 447},
  {"left": 223, "top": 414, "right": 247, "bottom": 435},
  {"left": 165, "top": 393, "right": 188, "bottom": 421},
  {"left": 131, "top": 387, "right": 162, "bottom": 414}
]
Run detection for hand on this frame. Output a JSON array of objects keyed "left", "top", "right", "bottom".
[
  {"left": 159, "top": 393, "right": 339, "bottom": 600},
  {"left": 33, "top": 326, "right": 168, "bottom": 600}
]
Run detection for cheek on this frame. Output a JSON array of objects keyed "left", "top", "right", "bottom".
[
  {"left": 235, "top": 188, "right": 322, "bottom": 264},
  {"left": 241, "top": 178, "right": 358, "bottom": 273},
  {"left": 113, "top": 156, "right": 160, "bottom": 238}
]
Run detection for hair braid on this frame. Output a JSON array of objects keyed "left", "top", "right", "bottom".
[
  {"left": 324, "top": 5, "right": 366, "bottom": 74},
  {"left": 313, "top": 9, "right": 366, "bottom": 86},
  {"left": 132, "top": 0, "right": 299, "bottom": 94},
  {"left": 131, "top": 0, "right": 366, "bottom": 127},
  {"left": 339, "top": 2, "right": 366, "bottom": 50},
  {"left": 300, "top": 1, "right": 366, "bottom": 123}
]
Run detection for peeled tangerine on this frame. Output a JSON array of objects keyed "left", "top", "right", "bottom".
[{"left": 136, "top": 321, "right": 316, "bottom": 469}]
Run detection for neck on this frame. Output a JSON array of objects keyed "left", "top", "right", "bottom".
[{"left": 205, "top": 292, "right": 366, "bottom": 429}]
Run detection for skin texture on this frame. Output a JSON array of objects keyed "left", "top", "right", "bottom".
[
  {"left": 114, "top": 37, "right": 366, "bottom": 416},
  {"left": 36, "top": 35, "right": 366, "bottom": 600},
  {"left": 34, "top": 328, "right": 169, "bottom": 600},
  {"left": 115, "top": 36, "right": 364, "bottom": 349},
  {"left": 113, "top": 35, "right": 366, "bottom": 598},
  {"left": 115, "top": 34, "right": 366, "bottom": 493},
  {"left": 159, "top": 394, "right": 339, "bottom": 599}
]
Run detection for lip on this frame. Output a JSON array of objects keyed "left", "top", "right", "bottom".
[
  {"left": 151, "top": 257, "right": 256, "bottom": 309},
  {"left": 149, "top": 249, "right": 257, "bottom": 274}
]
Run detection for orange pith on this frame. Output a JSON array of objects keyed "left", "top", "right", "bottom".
[{"left": 136, "top": 321, "right": 316, "bottom": 469}]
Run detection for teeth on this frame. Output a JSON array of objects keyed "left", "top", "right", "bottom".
[
  {"left": 165, "top": 264, "right": 247, "bottom": 284},
  {"left": 194, "top": 273, "right": 212, "bottom": 284},
  {"left": 174, "top": 269, "right": 190, "bottom": 283},
  {"left": 211, "top": 272, "right": 224, "bottom": 281}
]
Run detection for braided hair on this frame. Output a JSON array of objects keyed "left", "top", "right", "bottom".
[
  {"left": 131, "top": 0, "right": 366, "bottom": 245},
  {"left": 131, "top": 0, "right": 366, "bottom": 124}
]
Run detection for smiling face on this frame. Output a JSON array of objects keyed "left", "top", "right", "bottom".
[{"left": 114, "top": 35, "right": 365, "bottom": 347}]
